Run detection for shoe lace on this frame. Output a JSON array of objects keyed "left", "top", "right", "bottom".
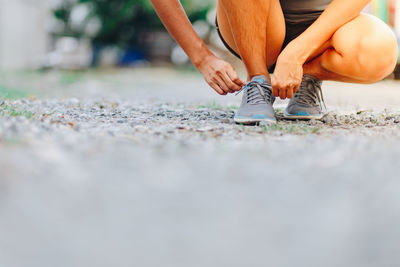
[
  {"left": 294, "top": 75, "right": 326, "bottom": 110},
  {"left": 236, "top": 80, "right": 273, "bottom": 104}
]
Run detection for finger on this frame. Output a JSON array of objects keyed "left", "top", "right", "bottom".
[
  {"left": 272, "top": 88, "right": 279, "bottom": 97},
  {"left": 287, "top": 83, "right": 297, "bottom": 98},
  {"left": 287, "top": 87, "right": 294, "bottom": 99},
  {"left": 220, "top": 72, "right": 242, "bottom": 91},
  {"left": 271, "top": 77, "right": 279, "bottom": 97},
  {"left": 214, "top": 76, "right": 234, "bottom": 94},
  {"left": 279, "top": 87, "right": 287, "bottom": 100},
  {"left": 209, "top": 82, "right": 226, "bottom": 95},
  {"left": 293, "top": 83, "right": 300, "bottom": 93},
  {"left": 226, "top": 68, "right": 245, "bottom": 87}
]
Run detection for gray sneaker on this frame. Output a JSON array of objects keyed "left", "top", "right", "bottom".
[
  {"left": 234, "top": 75, "right": 276, "bottom": 125},
  {"left": 284, "top": 74, "right": 325, "bottom": 120}
]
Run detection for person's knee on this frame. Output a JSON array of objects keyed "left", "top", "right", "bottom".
[{"left": 355, "top": 33, "right": 398, "bottom": 82}]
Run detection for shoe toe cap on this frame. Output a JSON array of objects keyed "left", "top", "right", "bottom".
[
  {"left": 236, "top": 106, "right": 275, "bottom": 119},
  {"left": 286, "top": 104, "right": 321, "bottom": 116}
]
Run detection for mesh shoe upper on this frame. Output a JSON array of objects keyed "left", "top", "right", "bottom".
[
  {"left": 235, "top": 75, "right": 276, "bottom": 120},
  {"left": 286, "top": 74, "right": 325, "bottom": 116}
]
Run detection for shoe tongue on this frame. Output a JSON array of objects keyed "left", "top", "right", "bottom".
[
  {"left": 251, "top": 75, "right": 267, "bottom": 84},
  {"left": 303, "top": 74, "right": 322, "bottom": 85}
]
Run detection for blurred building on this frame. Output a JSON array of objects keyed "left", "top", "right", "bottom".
[{"left": 0, "top": 0, "right": 51, "bottom": 69}]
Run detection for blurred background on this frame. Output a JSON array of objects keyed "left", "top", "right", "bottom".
[
  {"left": 0, "top": 0, "right": 399, "bottom": 76},
  {"left": 0, "top": 0, "right": 217, "bottom": 70}
]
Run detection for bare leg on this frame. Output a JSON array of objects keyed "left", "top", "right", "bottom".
[
  {"left": 303, "top": 14, "right": 398, "bottom": 83},
  {"left": 217, "top": 0, "right": 285, "bottom": 81}
]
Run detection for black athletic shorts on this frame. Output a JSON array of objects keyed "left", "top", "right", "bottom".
[{"left": 215, "top": 11, "right": 323, "bottom": 73}]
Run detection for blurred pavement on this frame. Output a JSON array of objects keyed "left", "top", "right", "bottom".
[{"left": 1, "top": 68, "right": 400, "bottom": 267}]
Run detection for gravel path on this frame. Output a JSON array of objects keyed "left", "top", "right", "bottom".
[{"left": 1, "top": 69, "right": 400, "bottom": 267}]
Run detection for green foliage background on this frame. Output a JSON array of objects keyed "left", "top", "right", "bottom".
[{"left": 53, "top": 0, "right": 213, "bottom": 48}]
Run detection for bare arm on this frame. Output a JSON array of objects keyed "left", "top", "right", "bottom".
[
  {"left": 150, "top": 0, "right": 244, "bottom": 94},
  {"left": 272, "top": 0, "right": 370, "bottom": 98}
]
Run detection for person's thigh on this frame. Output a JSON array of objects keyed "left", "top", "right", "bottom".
[
  {"left": 216, "top": 0, "right": 286, "bottom": 69},
  {"left": 321, "top": 13, "right": 398, "bottom": 82}
]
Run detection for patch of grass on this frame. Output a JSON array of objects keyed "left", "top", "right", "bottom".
[
  {"left": 0, "top": 85, "right": 29, "bottom": 99},
  {"left": 0, "top": 105, "right": 35, "bottom": 119},
  {"left": 2, "top": 136, "right": 23, "bottom": 145},
  {"left": 274, "top": 108, "right": 284, "bottom": 117},
  {"left": 174, "top": 65, "right": 198, "bottom": 73},
  {"left": 228, "top": 105, "right": 239, "bottom": 110},
  {"left": 59, "top": 71, "right": 84, "bottom": 85}
]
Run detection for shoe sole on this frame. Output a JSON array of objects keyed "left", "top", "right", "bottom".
[
  {"left": 283, "top": 110, "right": 324, "bottom": 120},
  {"left": 234, "top": 116, "right": 277, "bottom": 125}
]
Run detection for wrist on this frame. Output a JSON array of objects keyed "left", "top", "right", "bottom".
[
  {"left": 191, "top": 44, "right": 214, "bottom": 69},
  {"left": 282, "top": 37, "right": 318, "bottom": 64},
  {"left": 281, "top": 43, "right": 308, "bottom": 64}
]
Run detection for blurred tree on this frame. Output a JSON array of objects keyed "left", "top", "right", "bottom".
[{"left": 53, "top": 0, "right": 213, "bottom": 49}]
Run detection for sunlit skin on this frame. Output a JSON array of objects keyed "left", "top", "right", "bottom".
[{"left": 150, "top": 0, "right": 398, "bottom": 99}]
